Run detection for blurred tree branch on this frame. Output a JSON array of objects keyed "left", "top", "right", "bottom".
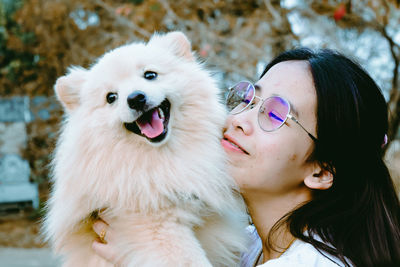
[
  {"left": 93, "top": 0, "right": 151, "bottom": 38},
  {"left": 380, "top": 26, "right": 400, "bottom": 151},
  {"left": 304, "top": 0, "right": 400, "bottom": 151}
]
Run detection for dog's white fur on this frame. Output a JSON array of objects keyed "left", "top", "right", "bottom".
[{"left": 44, "top": 32, "right": 248, "bottom": 267}]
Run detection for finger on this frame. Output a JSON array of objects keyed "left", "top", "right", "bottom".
[
  {"left": 93, "top": 220, "right": 108, "bottom": 235},
  {"left": 93, "top": 220, "right": 109, "bottom": 243},
  {"left": 92, "top": 240, "right": 117, "bottom": 263}
]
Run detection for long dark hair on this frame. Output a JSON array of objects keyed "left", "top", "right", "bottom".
[{"left": 261, "top": 48, "right": 400, "bottom": 266}]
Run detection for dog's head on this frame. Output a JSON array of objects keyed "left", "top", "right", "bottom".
[{"left": 55, "top": 32, "right": 224, "bottom": 147}]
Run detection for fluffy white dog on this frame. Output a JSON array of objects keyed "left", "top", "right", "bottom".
[{"left": 44, "top": 31, "right": 248, "bottom": 267}]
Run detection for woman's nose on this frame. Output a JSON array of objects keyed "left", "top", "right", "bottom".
[{"left": 230, "top": 109, "right": 256, "bottom": 136}]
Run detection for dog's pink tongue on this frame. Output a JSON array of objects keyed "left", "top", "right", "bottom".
[{"left": 137, "top": 109, "right": 164, "bottom": 138}]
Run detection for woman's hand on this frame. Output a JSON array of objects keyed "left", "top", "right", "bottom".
[{"left": 92, "top": 219, "right": 122, "bottom": 265}]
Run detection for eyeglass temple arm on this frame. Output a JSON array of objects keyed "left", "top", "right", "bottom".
[{"left": 287, "top": 114, "right": 318, "bottom": 142}]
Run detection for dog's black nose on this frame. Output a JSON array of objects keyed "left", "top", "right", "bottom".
[{"left": 127, "top": 91, "right": 147, "bottom": 111}]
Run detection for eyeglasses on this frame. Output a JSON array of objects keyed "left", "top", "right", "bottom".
[{"left": 226, "top": 81, "right": 317, "bottom": 141}]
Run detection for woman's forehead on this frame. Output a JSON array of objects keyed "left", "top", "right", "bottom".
[{"left": 255, "top": 61, "right": 314, "bottom": 99}]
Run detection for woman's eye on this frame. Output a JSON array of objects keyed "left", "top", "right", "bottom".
[
  {"left": 144, "top": 71, "right": 158, "bottom": 80},
  {"left": 268, "top": 111, "right": 284, "bottom": 122},
  {"left": 245, "top": 97, "right": 257, "bottom": 109},
  {"left": 243, "top": 95, "right": 253, "bottom": 105},
  {"left": 106, "top": 92, "right": 118, "bottom": 104}
]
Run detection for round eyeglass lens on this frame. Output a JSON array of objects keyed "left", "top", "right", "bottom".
[
  {"left": 258, "top": 96, "right": 290, "bottom": 131},
  {"left": 226, "top": 81, "right": 255, "bottom": 114}
]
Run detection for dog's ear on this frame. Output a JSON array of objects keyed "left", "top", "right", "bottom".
[
  {"left": 150, "top": 31, "right": 194, "bottom": 61},
  {"left": 54, "top": 67, "right": 87, "bottom": 112}
]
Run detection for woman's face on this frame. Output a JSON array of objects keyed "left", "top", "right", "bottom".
[{"left": 222, "top": 61, "right": 318, "bottom": 196}]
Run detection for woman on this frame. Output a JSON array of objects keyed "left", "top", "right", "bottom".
[{"left": 92, "top": 48, "right": 400, "bottom": 266}]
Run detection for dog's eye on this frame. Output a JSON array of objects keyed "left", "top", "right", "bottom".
[
  {"left": 106, "top": 92, "right": 118, "bottom": 104},
  {"left": 144, "top": 71, "right": 157, "bottom": 80}
]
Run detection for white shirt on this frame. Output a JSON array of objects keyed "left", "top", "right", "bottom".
[{"left": 240, "top": 226, "right": 352, "bottom": 267}]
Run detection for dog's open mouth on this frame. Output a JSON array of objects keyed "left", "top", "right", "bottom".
[{"left": 124, "top": 99, "right": 171, "bottom": 143}]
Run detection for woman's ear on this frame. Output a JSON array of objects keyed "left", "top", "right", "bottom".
[{"left": 304, "top": 164, "right": 334, "bottom": 190}]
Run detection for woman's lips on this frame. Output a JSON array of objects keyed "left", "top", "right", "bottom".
[{"left": 221, "top": 135, "right": 249, "bottom": 155}]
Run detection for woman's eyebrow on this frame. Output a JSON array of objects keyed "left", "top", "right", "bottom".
[{"left": 254, "top": 84, "right": 261, "bottom": 92}]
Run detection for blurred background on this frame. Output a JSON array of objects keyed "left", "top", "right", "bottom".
[{"left": 0, "top": 0, "right": 399, "bottom": 266}]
